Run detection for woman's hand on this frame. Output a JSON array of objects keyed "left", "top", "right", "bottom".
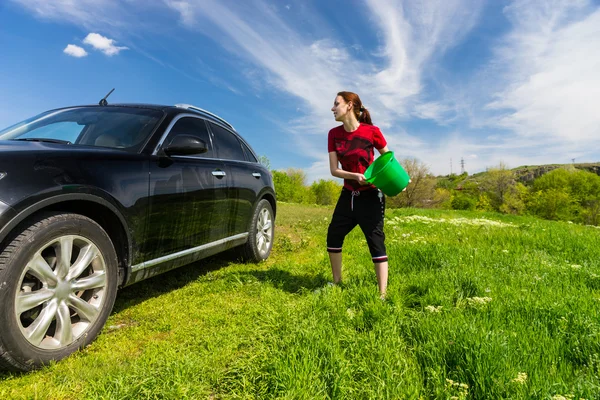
[{"left": 356, "top": 173, "right": 369, "bottom": 185}]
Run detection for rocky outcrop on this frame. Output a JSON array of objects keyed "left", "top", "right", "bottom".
[{"left": 514, "top": 163, "right": 600, "bottom": 184}]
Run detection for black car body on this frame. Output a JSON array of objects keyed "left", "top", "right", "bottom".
[{"left": 0, "top": 104, "right": 276, "bottom": 371}]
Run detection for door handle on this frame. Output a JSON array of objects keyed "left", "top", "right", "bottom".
[
  {"left": 212, "top": 170, "right": 226, "bottom": 178},
  {"left": 252, "top": 172, "right": 261, "bottom": 179}
]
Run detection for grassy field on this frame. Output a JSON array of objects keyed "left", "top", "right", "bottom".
[{"left": 1, "top": 203, "right": 600, "bottom": 399}]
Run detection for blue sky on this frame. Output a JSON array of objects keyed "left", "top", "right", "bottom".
[{"left": 1, "top": 0, "right": 600, "bottom": 182}]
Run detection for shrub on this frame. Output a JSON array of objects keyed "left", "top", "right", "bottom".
[
  {"left": 451, "top": 194, "right": 477, "bottom": 210},
  {"left": 310, "top": 179, "right": 342, "bottom": 206}
]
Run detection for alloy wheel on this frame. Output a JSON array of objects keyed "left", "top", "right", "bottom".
[
  {"left": 255, "top": 207, "right": 273, "bottom": 257},
  {"left": 15, "top": 235, "right": 107, "bottom": 349}
]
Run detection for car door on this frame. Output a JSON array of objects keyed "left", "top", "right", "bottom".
[
  {"left": 207, "top": 121, "right": 258, "bottom": 236},
  {"left": 142, "top": 116, "right": 229, "bottom": 261}
]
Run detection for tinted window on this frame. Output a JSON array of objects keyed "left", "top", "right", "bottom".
[
  {"left": 241, "top": 141, "right": 258, "bottom": 162},
  {"left": 209, "top": 122, "right": 246, "bottom": 161},
  {"left": 0, "top": 107, "right": 163, "bottom": 152},
  {"left": 165, "top": 117, "right": 213, "bottom": 158},
  {"left": 20, "top": 122, "right": 83, "bottom": 143}
]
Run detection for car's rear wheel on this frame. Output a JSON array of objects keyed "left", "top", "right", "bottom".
[
  {"left": 240, "top": 199, "right": 274, "bottom": 262},
  {"left": 0, "top": 213, "right": 118, "bottom": 371}
]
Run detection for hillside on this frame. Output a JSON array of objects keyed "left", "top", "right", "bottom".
[{"left": 445, "top": 162, "right": 600, "bottom": 186}]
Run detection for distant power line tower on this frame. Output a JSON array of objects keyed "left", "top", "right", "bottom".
[
  {"left": 450, "top": 158, "right": 453, "bottom": 175},
  {"left": 460, "top": 157, "right": 465, "bottom": 174},
  {"left": 572, "top": 158, "right": 575, "bottom": 164}
]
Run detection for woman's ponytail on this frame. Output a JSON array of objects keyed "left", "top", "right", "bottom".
[{"left": 359, "top": 106, "right": 373, "bottom": 125}]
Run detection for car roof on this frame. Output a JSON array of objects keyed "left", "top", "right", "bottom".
[{"left": 48, "top": 104, "right": 235, "bottom": 131}]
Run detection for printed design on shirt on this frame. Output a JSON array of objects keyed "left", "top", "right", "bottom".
[{"left": 334, "top": 136, "right": 374, "bottom": 163}]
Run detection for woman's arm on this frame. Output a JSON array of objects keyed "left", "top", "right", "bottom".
[
  {"left": 329, "top": 151, "right": 367, "bottom": 184},
  {"left": 376, "top": 145, "right": 390, "bottom": 155}
]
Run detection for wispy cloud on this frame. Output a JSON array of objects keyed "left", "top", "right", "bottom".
[
  {"left": 486, "top": 0, "right": 600, "bottom": 142},
  {"left": 63, "top": 44, "right": 87, "bottom": 58},
  {"left": 164, "top": 0, "right": 483, "bottom": 180},
  {"left": 83, "top": 33, "right": 128, "bottom": 56},
  {"left": 10, "top": 0, "right": 130, "bottom": 30},
  {"left": 10, "top": 0, "right": 600, "bottom": 180},
  {"left": 364, "top": 0, "right": 483, "bottom": 119}
]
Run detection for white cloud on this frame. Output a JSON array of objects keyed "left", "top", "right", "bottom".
[
  {"left": 12, "top": 0, "right": 600, "bottom": 179},
  {"left": 164, "top": 0, "right": 483, "bottom": 179},
  {"left": 166, "top": 0, "right": 196, "bottom": 26},
  {"left": 83, "top": 33, "right": 128, "bottom": 56},
  {"left": 486, "top": 0, "right": 600, "bottom": 143},
  {"left": 9, "top": 0, "right": 129, "bottom": 30},
  {"left": 63, "top": 44, "right": 88, "bottom": 58},
  {"left": 364, "top": 0, "right": 484, "bottom": 119}
]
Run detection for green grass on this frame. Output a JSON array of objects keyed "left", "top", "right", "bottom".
[{"left": 1, "top": 203, "right": 600, "bottom": 399}]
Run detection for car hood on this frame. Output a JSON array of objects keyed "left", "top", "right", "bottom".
[{"left": 0, "top": 140, "right": 148, "bottom": 204}]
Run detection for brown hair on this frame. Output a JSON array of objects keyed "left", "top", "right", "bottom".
[{"left": 337, "top": 91, "right": 373, "bottom": 125}]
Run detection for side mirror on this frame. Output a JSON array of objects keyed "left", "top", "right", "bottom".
[{"left": 163, "top": 135, "right": 208, "bottom": 156}]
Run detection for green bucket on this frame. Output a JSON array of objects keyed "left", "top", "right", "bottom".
[{"left": 364, "top": 151, "right": 410, "bottom": 196}]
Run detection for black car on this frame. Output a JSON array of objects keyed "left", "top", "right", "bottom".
[{"left": 0, "top": 103, "right": 276, "bottom": 371}]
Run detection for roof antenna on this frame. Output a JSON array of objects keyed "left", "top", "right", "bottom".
[{"left": 99, "top": 88, "right": 115, "bottom": 106}]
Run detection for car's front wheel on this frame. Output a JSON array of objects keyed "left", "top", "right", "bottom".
[
  {"left": 241, "top": 199, "right": 274, "bottom": 262},
  {"left": 0, "top": 213, "right": 118, "bottom": 371}
]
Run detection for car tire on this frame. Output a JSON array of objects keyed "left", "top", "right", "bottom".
[
  {"left": 240, "top": 199, "right": 274, "bottom": 262},
  {"left": 0, "top": 212, "right": 118, "bottom": 371}
]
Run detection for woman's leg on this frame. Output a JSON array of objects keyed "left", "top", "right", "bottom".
[
  {"left": 358, "top": 190, "right": 388, "bottom": 297},
  {"left": 374, "top": 261, "right": 388, "bottom": 297},
  {"left": 329, "top": 252, "right": 343, "bottom": 284},
  {"left": 327, "top": 190, "right": 355, "bottom": 285}
]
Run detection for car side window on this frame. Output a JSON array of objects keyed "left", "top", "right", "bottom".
[
  {"left": 208, "top": 122, "right": 246, "bottom": 161},
  {"left": 165, "top": 117, "right": 213, "bottom": 158},
  {"left": 241, "top": 142, "right": 258, "bottom": 163}
]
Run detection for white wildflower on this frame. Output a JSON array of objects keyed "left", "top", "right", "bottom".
[
  {"left": 571, "top": 264, "right": 582, "bottom": 270},
  {"left": 425, "top": 305, "right": 442, "bottom": 313},
  {"left": 512, "top": 372, "right": 527, "bottom": 384},
  {"left": 445, "top": 378, "right": 469, "bottom": 398},
  {"left": 397, "top": 215, "right": 513, "bottom": 228},
  {"left": 466, "top": 297, "right": 492, "bottom": 307}
]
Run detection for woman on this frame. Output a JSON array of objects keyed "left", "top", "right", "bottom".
[{"left": 327, "top": 91, "right": 390, "bottom": 298}]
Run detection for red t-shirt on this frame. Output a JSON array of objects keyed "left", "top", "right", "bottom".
[{"left": 328, "top": 123, "right": 387, "bottom": 191}]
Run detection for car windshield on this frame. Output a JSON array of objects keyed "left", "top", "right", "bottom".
[{"left": 0, "top": 106, "right": 164, "bottom": 152}]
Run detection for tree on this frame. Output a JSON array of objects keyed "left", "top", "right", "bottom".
[
  {"left": 387, "top": 157, "right": 437, "bottom": 208},
  {"left": 310, "top": 179, "right": 342, "bottom": 205},
  {"left": 451, "top": 194, "right": 477, "bottom": 210},
  {"left": 272, "top": 168, "right": 315, "bottom": 204},
  {"left": 432, "top": 188, "right": 452, "bottom": 209},
  {"left": 527, "top": 188, "right": 577, "bottom": 221},
  {"left": 479, "top": 162, "right": 515, "bottom": 211},
  {"left": 529, "top": 167, "right": 600, "bottom": 224},
  {"left": 499, "top": 182, "right": 528, "bottom": 215},
  {"left": 258, "top": 155, "right": 271, "bottom": 170}
]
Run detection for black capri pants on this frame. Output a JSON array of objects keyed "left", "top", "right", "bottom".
[{"left": 327, "top": 188, "right": 387, "bottom": 263}]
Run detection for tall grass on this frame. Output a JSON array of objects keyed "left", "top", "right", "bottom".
[{"left": 1, "top": 203, "right": 599, "bottom": 399}]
